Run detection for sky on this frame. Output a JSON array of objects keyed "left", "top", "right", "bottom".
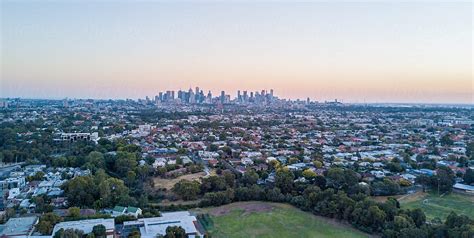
[{"left": 1, "top": 1, "right": 472, "bottom": 104}]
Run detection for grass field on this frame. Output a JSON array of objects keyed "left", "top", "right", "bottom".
[
  {"left": 400, "top": 191, "right": 474, "bottom": 221},
  {"left": 198, "top": 202, "right": 370, "bottom": 238}
]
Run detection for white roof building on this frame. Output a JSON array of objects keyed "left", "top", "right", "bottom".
[
  {"left": 123, "top": 211, "right": 203, "bottom": 238},
  {"left": 52, "top": 218, "right": 115, "bottom": 238}
]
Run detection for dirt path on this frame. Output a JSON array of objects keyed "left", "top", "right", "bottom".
[{"left": 397, "top": 191, "right": 427, "bottom": 203}]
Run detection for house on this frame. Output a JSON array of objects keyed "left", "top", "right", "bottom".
[
  {"left": 287, "top": 163, "right": 307, "bottom": 171},
  {"left": 453, "top": 183, "right": 474, "bottom": 194},
  {"left": 52, "top": 218, "right": 115, "bottom": 238},
  {"left": 111, "top": 206, "right": 142, "bottom": 218},
  {"left": 241, "top": 158, "right": 254, "bottom": 166},
  {"left": 122, "top": 211, "right": 204, "bottom": 238},
  {"left": 0, "top": 177, "right": 26, "bottom": 190},
  {"left": 7, "top": 188, "right": 20, "bottom": 200},
  {"left": 51, "top": 197, "right": 68, "bottom": 208},
  {"left": 153, "top": 158, "right": 167, "bottom": 168}
]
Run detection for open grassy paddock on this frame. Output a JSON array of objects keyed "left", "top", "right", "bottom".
[
  {"left": 153, "top": 172, "right": 207, "bottom": 190},
  {"left": 195, "top": 202, "right": 370, "bottom": 238},
  {"left": 399, "top": 191, "right": 474, "bottom": 221}
]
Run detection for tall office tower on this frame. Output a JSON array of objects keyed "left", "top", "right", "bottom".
[
  {"left": 270, "top": 89, "right": 274, "bottom": 97},
  {"left": 177, "top": 90, "right": 183, "bottom": 101},
  {"left": 154, "top": 95, "right": 159, "bottom": 103},
  {"left": 220, "top": 91, "right": 225, "bottom": 103},
  {"left": 207, "top": 91, "right": 212, "bottom": 103},
  {"left": 243, "top": 91, "right": 248, "bottom": 102},
  {"left": 261, "top": 90, "right": 265, "bottom": 97},
  {"left": 189, "top": 88, "right": 195, "bottom": 104},
  {"left": 237, "top": 90, "right": 241, "bottom": 102},
  {"left": 159, "top": 92, "right": 163, "bottom": 101},
  {"left": 165, "top": 91, "right": 171, "bottom": 102},
  {"left": 199, "top": 90, "right": 204, "bottom": 103},
  {"left": 171, "top": 91, "right": 175, "bottom": 100}
]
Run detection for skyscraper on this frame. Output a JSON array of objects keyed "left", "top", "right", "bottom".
[
  {"left": 207, "top": 91, "right": 212, "bottom": 103},
  {"left": 220, "top": 91, "right": 225, "bottom": 103}
]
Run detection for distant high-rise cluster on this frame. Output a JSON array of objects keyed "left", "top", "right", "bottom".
[{"left": 151, "top": 87, "right": 278, "bottom": 105}]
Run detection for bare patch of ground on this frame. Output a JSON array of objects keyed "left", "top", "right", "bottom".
[
  {"left": 207, "top": 201, "right": 274, "bottom": 216},
  {"left": 153, "top": 172, "right": 206, "bottom": 190}
]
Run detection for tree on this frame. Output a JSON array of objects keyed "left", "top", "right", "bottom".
[
  {"left": 241, "top": 170, "right": 259, "bottom": 186},
  {"left": 61, "top": 228, "right": 84, "bottom": 238},
  {"left": 393, "top": 216, "right": 414, "bottom": 231},
  {"left": 37, "top": 213, "right": 62, "bottom": 235},
  {"left": 53, "top": 228, "right": 65, "bottom": 238},
  {"left": 467, "top": 142, "right": 474, "bottom": 160},
  {"left": 28, "top": 171, "right": 45, "bottom": 181},
  {"left": 313, "top": 160, "right": 323, "bottom": 168},
  {"left": 201, "top": 189, "right": 234, "bottom": 206},
  {"left": 164, "top": 226, "right": 188, "bottom": 238},
  {"left": 415, "top": 174, "right": 431, "bottom": 192},
  {"left": 98, "top": 177, "right": 131, "bottom": 208},
  {"left": 63, "top": 175, "right": 97, "bottom": 207},
  {"left": 209, "top": 144, "right": 218, "bottom": 152},
  {"left": 302, "top": 169, "right": 317, "bottom": 180},
  {"left": 386, "top": 162, "right": 404, "bottom": 173},
  {"left": 275, "top": 168, "right": 294, "bottom": 194},
  {"left": 115, "top": 152, "right": 138, "bottom": 177},
  {"left": 463, "top": 168, "right": 474, "bottom": 185},
  {"left": 372, "top": 178, "right": 401, "bottom": 196},
  {"left": 399, "top": 228, "right": 428, "bottom": 238},
  {"left": 172, "top": 180, "right": 200, "bottom": 200},
  {"left": 368, "top": 205, "right": 387, "bottom": 231},
  {"left": 223, "top": 170, "right": 235, "bottom": 187},
  {"left": 84, "top": 151, "right": 105, "bottom": 172},
  {"left": 68, "top": 207, "right": 81, "bottom": 218},
  {"left": 128, "top": 229, "right": 141, "bottom": 238},
  {"left": 433, "top": 166, "right": 455, "bottom": 194},
  {"left": 92, "top": 224, "right": 106, "bottom": 238},
  {"left": 327, "top": 168, "right": 358, "bottom": 190},
  {"left": 440, "top": 134, "right": 453, "bottom": 146},
  {"left": 409, "top": 209, "right": 426, "bottom": 227},
  {"left": 201, "top": 176, "right": 227, "bottom": 193}
]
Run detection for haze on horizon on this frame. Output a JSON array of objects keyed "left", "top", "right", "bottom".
[{"left": 1, "top": 1, "right": 472, "bottom": 104}]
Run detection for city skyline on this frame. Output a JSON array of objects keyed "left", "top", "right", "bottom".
[{"left": 1, "top": 1, "right": 472, "bottom": 104}]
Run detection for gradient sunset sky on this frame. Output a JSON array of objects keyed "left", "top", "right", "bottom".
[{"left": 1, "top": 1, "right": 472, "bottom": 103}]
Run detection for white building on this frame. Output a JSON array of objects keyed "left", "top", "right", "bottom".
[
  {"left": 123, "top": 211, "right": 203, "bottom": 238},
  {"left": 52, "top": 218, "right": 115, "bottom": 238}
]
